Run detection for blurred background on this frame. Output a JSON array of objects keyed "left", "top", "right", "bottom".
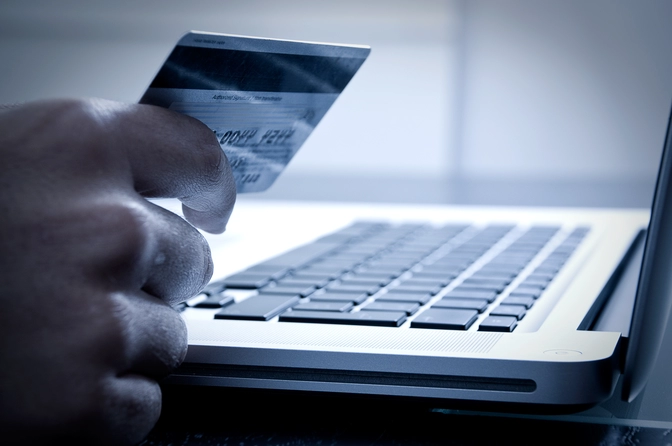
[{"left": 1, "top": 0, "right": 671, "bottom": 207}]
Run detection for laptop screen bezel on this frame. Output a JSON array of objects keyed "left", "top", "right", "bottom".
[{"left": 621, "top": 104, "right": 672, "bottom": 402}]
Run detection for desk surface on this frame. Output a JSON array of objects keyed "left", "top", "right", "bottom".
[
  {"left": 142, "top": 176, "right": 671, "bottom": 446},
  {"left": 144, "top": 385, "right": 672, "bottom": 446}
]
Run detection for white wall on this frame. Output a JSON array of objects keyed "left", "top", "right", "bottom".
[
  {"left": 458, "top": 0, "right": 672, "bottom": 181},
  {"left": 1, "top": 0, "right": 671, "bottom": 185},
  {"left": 0, "top": 0, "right": 458, "bottom": 180}
]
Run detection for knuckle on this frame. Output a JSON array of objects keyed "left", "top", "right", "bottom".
[
  {"left": 42, "top": 98, "right": 111, "bottom": 135},
  {"left": 38, "top": 97, "right": 97, "bottom": 119},
  {"left": 106, "top": 202, "right": 152, "bottom": 253},
  {"left": 18, "top": 98, "right": 129, "bottom": 176},
  {"left": 92, "top": 201, "right": 154, "bottom": 288}
]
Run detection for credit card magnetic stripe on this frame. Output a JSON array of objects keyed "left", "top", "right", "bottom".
[{"left": 147, "top": 46, "right": 367, "bottom": 94}]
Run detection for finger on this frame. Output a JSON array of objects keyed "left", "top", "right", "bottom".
[
  {"left": 94, "top": 99, "right": 237, "bottom": 233},
  {"left": 141, "top": 200, "right": 214, "bottom": 304},
  {"left": 61, "top": 197, "right": 214, "bottom": 305},
  {"left": 100, "top": 373, "right": 162, "bottom": 446},
  {"left": 110, "top": 291, "right": 188, "bottom": 379}
]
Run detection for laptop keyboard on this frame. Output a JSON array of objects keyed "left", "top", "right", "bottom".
[{"left": 184, "top": 221, "right": 589, "bottom": 332}]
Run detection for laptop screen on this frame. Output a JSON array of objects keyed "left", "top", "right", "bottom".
[{"left": 622, "top": 103, "right": 672, "bottom": 401}]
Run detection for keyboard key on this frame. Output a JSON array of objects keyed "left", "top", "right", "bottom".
[
  {"left": 484, "top": 260, "right": 529, "bottom": 270},
  {"left": 360, "top": 301, "right": 420, "bottom": 315},
  {"left": 350, "top": 241, "right": 390, "bottom": 252},
  {"left": 280, "top": 310, "right": 407, "bottom": 327},
  {"left": 570, "top": 226, "right": 590, "bottom": 236},
  {"left": 367, "top": 258, "right": 417, "bottom": 269},
  {"left": 478, "top": 316, "right": 517, "bottom": 332},
  {"left": 469, "top": 271, "right": 516, "bottom": 281},
  {"left": 415, "top": 265, "right": 467, "bottom": 278},
  {"left": 495, "top": 251, "right": 537, "bottom": 260},
  {"left": 552, "top": 245, "right": 578, "bottom": 254},
  {"left": 431, "top": 253, "right": 479, "bottom": 264},
  {"left": 375, "top": 291, "right": 433, "bottom": 305},
  {"left": 387, "top": 283, "right": 443, "bottom": 295},
  {"left": 389, "top": 248, "right": 434, "bottom": 260},
  {"left": 528, "top": 225, "right": 560, "bottom": 234},
  {"left": 533, "top": 265, "right": 561, "bottom": 275},
  {"left": 261, "top": 241, "right": 343, "bottom": 269},
  {"left": 275, "top": 277, "right": 331, "bottom": 289},
  {"left": 432, "top": 298, "right": 489, "bottom": 312},
  {"left": 243, "top": 264, "right": 292, "bottom": 280},
  {"left": 190, "top": 293, "right": 235, "bottom": 309},
  {"left": 318, "top": 222, "right": 385, "bottom": 241},
  {"left": 311, "top": 258, "right": 363, "bottom": 270},
  {"left": 501, "top": 296, "right": 535, "bottom": 308},
  {"left": 292, "top": 301, "right": 353, "bottom": 312},
  {"left": 309, "top": 292, "right": 369, "bottom": 304},
  {"left": 526, "top": 272, "right": 556, "bottom": 282},
  {"left": 185, "top": 293, "right": 209, "bottom": 307},
  {"left": 505, "top": 242, "right": 545, "bottom": 251},
  {"left": 313, "top": 232, "right": 360, "bottom": 244},
  {"left": 546, "top": 252, "right": 571, "bottom": 262},
  {"left": 452, "top": 284, "right": 503, "bottom": 295},
  {"left": 328, "top": 252, "right": 372, "bottom": 262},
  {"left": 327, "top": 283, "right": 381, "bottom": 295},
  {"left": 285, "top": 273, "right": 333, "bottom": 288},
  {"left": 490, "top": 304, "right": 526, "bottom": 320},
  {"left": 221, "top": 272, "right": 273, "bottom": 289},
  {"left": 452, "top": 245, "right": 489, "bottom": 255},
  {"left": 337, "top": 278, "right": 390, "bottom": 288},
  {"left": 509, "top": 290, "right": 543, "bottom": 300},
  {"left": 461, "top": 277, "right": 509, "bottom": 292},
  {"left": 479, "top": 265, "right": 524, "bottom": 275},
  {"left": 299, "top": 265, "right": 349, "bottom": 279},
  {"left": 411, "top": 308, "right": 478, "bottom": 330},
  {"left": 398, "top": 277, "right": 449, "bottom": 288},
  {"left": 215, "top": 295, "right": 300, "bottom": 321},
  {"left": 444, "top": 288, "right": 498, "bottom": 302},
  {"left": 539, "top": 258, "right": 567, "bottom": 269},
  {"left": 423, "top": 258, "right": 470, "bottom": 269},
  {"left": 201, "top": 280, "right": 226, "bottom": 295},
  {"left": 408, "top": 271, "right": 458, "bottom": 284},
  {"left": 513, "top": 285, "right": 545, "bottom": 298},
  {"left": 259, "top": 284, "right": 317, "bottom": 297},
  {"left": 346, "top": 272, "right": 396, "bottom": 285},
  {"left": 356, "top": 265, "right": 407, "bottom": 278},
  {"left": 518, "top": 278, "right": 550, "bottom": 289}
]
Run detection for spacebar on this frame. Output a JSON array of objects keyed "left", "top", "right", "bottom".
[{"left": 279, "top": 310, "right": 406, "bottom": 327}]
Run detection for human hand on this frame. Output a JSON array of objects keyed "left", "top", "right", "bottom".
[{"left": 0, "top": 98, "right": 236, "bottom": 444}]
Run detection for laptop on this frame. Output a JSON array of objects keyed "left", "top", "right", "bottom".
[{"left": 151, "top": 35, "right": 672, "bottom": 414}]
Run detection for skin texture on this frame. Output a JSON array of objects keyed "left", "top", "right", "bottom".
[{"left": 0, "top": 98, "right": 236, "bottom": 445}]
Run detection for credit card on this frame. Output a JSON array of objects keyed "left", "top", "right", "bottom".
[{"left": 140, "top": 31, "right": 370, "bottom": 193}]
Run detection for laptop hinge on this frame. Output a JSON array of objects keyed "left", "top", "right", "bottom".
[{"left": 579, "top": 228, "right": 646, "bottom": 342}]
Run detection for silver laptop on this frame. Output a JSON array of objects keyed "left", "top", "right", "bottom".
[{"left": 152, "top": 35, "right": 672, "bottom": 413}]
